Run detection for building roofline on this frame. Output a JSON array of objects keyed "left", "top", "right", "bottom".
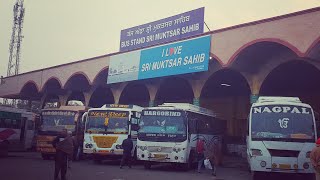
[
  {"left": 211, "top": 6, "right": 320, "bottom": 33},
  {"left": 3, "top": 6, "right": 320, "bottom": 79}
]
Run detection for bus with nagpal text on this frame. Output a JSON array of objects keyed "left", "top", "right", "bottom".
[
  {"left": 247, "top": 97, "right": 317, "bottom": 179},
  {"left": 36, "top": 106, "right": 88, "bottom": 160},
  {"left": 0, "top": 106, "right": 37, "bottom": 157},
  {"left": 137, "top": 103, "right": 226, "bottom": 170},
  {"left": 83, "top": 104, "right": 143, "bottom": 163}
]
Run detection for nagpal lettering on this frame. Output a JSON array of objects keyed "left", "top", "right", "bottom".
[{"left": 253, "top": 106, "right": 310, "bottom": 114}]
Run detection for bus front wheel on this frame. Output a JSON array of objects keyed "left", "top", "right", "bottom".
[
  {"left": 0, "top": 140, "right": 9, "bottom": 158},
  {"left": 252, "top": 171, "right": 265, "bottom": 180},
  {"left": 41, "top": 153, "right": 50, "bottom": 160},
  {"left": 183, "top": 152, "right": 195, "bottom": 171},
  {"left": 144, "top": 162, "right": 152, "bottom": 169}
]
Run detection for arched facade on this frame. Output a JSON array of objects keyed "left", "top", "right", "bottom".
[
  {"left": 119, "top": 82, "right": 150, "bottom": 107},
  {"left": 155, "top": 77, "right": 194, "bottom": 106}
]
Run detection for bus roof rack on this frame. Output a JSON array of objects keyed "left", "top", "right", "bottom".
[
  {"left": 256, "top": 96, "right": 301, "bottom": 103},
  {"left": 158, "top": 103, "right": 215, "bottom": 116},
  {"left": 101, "top": 104, "right": 143, "bottom": 109}
]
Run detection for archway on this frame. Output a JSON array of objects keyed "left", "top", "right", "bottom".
[
  {"left": 200, "top": 69, "right": 251, "bottom": 144},
  {"left": 119, "top": 82, "right": 150, "bottom": 107},
  {"left": 20, "top": 81, "right": 41, "bottom": 100},
  {"left": 67, "top": 91, "right": 85, "bottom": 106},
  {"left": 260, "top": 60, "right": 320, "bottom": 112},
  {"left": 89, "top": 87, "right": 114, "bottom": 108},
  {"left": 155, "top": 77, "right": 194, "bottom": 105},
  {"left": 42, "top": 94, "right": 60, "bottom": 108}
]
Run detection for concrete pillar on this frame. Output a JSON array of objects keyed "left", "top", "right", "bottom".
[
  {"left": 84, "top": 87, "right": 97, "bottom": 107},
  {"left": 59, "top": 91, "right": 72, "bottom": 106},
  {"left": 40, "top": 93, "right": 47, "bottom": 109},
  {"left": 249, "top": 75, "right": 262, "bottom": 104},
  {"left": 189, "top": 79, "right": 206, "bottom": 106},
  {"left": 146, "top": 83, "right": 159, "bottom": 107},
  {"left": 110, "top": 83, "right": 127, "bottom": 104},
  {"left": 193, "top": 97, "right": 200, "bottom": 106},
  {"left": 27, "top": 100, "right": 32, "bottom": 111}
]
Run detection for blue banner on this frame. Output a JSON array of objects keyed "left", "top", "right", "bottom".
[
  {"left": 107, "top": 35, "right": 211, "bottom": 84},
  {"left": 139, "top": 35, "right": 210, "bottom": 80},
  {"left": 120, "top": 7, "right": 204, "bottom": 52}
]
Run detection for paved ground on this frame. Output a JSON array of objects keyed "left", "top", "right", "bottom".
[{"left": 0, "top": 152, "right": 315, "bottom": 180}]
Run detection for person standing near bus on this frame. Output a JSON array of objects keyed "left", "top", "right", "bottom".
[
  {"left": 196, "top": 137, "right": 205, "bottom": 173},
  {"left": 120, "top": 135, "right": 133, "bottom": 169},
  {"left": 311, "top": 138, "right": 320, "bottom": 180},
  {"left": 52, "top": 129, "right": 74, "bottom": 180}
]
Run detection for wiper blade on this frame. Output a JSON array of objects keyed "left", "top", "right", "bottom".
[{"left": 98, "top": 131, "right": 109, "bottom": 134}]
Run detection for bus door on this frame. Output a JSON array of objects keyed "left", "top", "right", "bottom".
[
  {"left": 20, "top": 117, "right": 26, "bottom": 147},
  {"left": 25, "top": 118, "right": 35, "bottom": 149}
]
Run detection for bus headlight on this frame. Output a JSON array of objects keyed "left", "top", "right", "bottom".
[
  {"left": 306, "top": 151, "right": 311, "bottom": 158},
  {"left": 260, "top": 161, "right": 266, "bottom": 167},
  {"left": 85, "top": 143, "right": 93, "bottom": 148},
  {"left": 173, "top": 147, "right": 181, "bottom": 153},
  {"left": 251, "top": 149, "right": 263, "bottom": 156},
  {"left": 140, "top": 146, "right": 147, "bottom": 151},
  {"left": 303, "top": 162, "right": 309, "bottom": 169}
]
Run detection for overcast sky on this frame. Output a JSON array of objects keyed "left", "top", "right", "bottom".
[{"left": 0, "top": 0, "right": 320, "bottom": 77}]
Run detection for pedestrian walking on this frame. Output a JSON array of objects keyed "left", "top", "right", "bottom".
[
  {"left": 52, "top": 129, "right": 74, "bottom": 180},
  {"left": 311, "top": 138, "right": 320, "bottom": 180},
  {"left": 208, "top": 154, "right": 217, "bottom": 176},
  {"left": 120, "top": 135, "right": 133, "bottom": 169},
  {"left": 196, "top": 137, "right": 205, "bottom": 173}
]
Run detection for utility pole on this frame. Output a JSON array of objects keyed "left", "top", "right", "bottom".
[{"left": 4, "top": 0, "right": 25, "bottom": 106}]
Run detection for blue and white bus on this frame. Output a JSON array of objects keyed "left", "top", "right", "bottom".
[{"left": 137, "top": 103, "right": 226, "bottom": 170}]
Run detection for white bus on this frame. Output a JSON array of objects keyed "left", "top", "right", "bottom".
[
  {"left": 0, "top": 106, "right": 37, "bottom": 156},
  {"left": 83, "top": 104, "right": 143, "bottom": 163},
  {"left": 247, "top": 97, "right": 317, "bottom": 179},
  {"left": 137, "top": 103, "right": 226, "bottom": 169}
]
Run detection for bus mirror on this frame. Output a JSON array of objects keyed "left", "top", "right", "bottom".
[
  {"left": 132, "top": 112, "right": 141, "bottom": 119},
  {"left": 131, "top": 118, "right": 139, "bottom": 125},
  {"left": 131, "top": 124, "right": 140, "bottom": 131}
]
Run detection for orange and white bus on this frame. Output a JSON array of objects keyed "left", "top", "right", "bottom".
[{"left": 36, "top": 106, "right": 88, "bottom": 160}]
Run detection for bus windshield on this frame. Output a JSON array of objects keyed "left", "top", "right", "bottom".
[
  {"left": 138, "top": 110, "right": 187, "bottom": 142},
  {"left": 251, "top": 105, "right": 315, "bottom": 142},
  {"left": 41, "top": 110, "right": 76, "bottom": 132},
  {"left": 86, "top": 110, "right": 129, "bottom": 134}
]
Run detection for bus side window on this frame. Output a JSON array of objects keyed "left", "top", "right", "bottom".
[
  {"left": 20, "top": 117, "right": 27, "bottom": 142},
  {"left": 4, "top": 119, "right": 12, "bottom": 128},
  {"left": 27, "top": 120, "right": 34, "bottom": 130},
  {"left": 0, "top": 118, "right": 5, "bottom": 128},
  {"left": 187, "top": 112, "right": 197, "bottom": 135}
]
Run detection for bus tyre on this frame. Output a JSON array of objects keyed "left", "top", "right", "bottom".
[
  {"left": 184, "top": 152, "right": 194, "bottom": 171},
  {"left": 144, "top": 162, "right": 152, "bottom": 169},
  {"left": 93, "top": 155, "right": 101, "bottom": 164},
  {"left": 0, "top": 140, "right": 9, "bottom": 158},
  {"left": 41, "top": 153, "right": 49, "bottom": 160},
  {"left": 304, "top": 173, "right": 316, "bottom": 180},
  {"left": 252, "top": 171, "right": 264, "bottom": 180}
]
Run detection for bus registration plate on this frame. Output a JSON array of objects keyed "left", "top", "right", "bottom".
[
  {"left": 279, "top": 164, "right": 291, "bottom": 169},
  {"left": 153, "top": 154, "right": 167, "bottom": 159}
]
